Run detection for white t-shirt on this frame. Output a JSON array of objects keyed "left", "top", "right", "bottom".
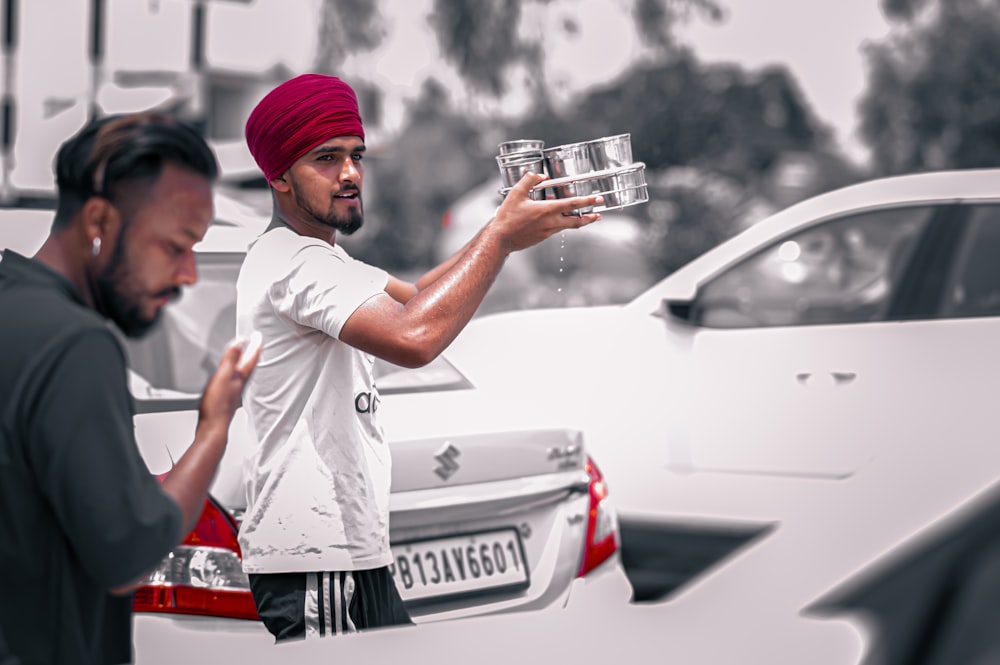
[{"left": 235, "top": 226, "right": 391, "bottom": 573}]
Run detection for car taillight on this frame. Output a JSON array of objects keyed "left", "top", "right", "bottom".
[
  {"left": 578, "top": 456, "right": 619, "bottom": 577},
  {"left": 133, "top": 491, "right": 259, "bottom": 621}
]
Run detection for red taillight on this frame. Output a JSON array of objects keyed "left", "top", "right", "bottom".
[
  {"left": 133, "top": 492, "right": 259, "bottom": 621},
  {"left": 577, "top": 456, "right": 619, "bottom": 577}
]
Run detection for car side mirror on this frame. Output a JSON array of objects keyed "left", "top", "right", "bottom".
[{"left": 659, "top": 297, "right": 694, "bottom": 323}]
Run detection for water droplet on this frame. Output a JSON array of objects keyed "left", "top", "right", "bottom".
[{"left": 556, "top": 231, "right": 568, "bottom": 299}]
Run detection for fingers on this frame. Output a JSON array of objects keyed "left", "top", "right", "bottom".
[
  {"left": 236, "top": 331, "right": 263, "bottom": 374},
  {"left": 562, "top": 210, "right": 603, "bottom": 227},
  {"left": 221, "top": 338, "right": 245, "bottom": 365},
  {"left": 499, "top": 172, "right": 549, "bottom": 206},
  {"left": 556, "top": 194, "right": 603, "bottom": 217},
  {"left": 508, "top": 172, "right": 604, "bottom": 216},
  {"left": 222, "top": 332, "right": 262, "bottom": 378},
  {"left": 512, "top": 171, "right": 548, "bottom": 194}
]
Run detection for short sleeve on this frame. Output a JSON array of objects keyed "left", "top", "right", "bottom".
[
  {"left": 268, "top": 242, "right": 389, "bottom": 338},
  {"left": 20, "top": 328, "right": 182, "bottom": 589}
]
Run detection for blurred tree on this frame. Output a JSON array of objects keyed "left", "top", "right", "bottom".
[
  {"left": 633, "top": 0, "right": 724, "bottom": 52},
  {"left": 314, "top": 0, "right": 386, "bottom": 72},
  {"left": 428, "top": 0, "right": 531, "bottom": 97},
  {"left": 860, "top": 0, "right": 1000, "bottom": 174},
  {"left": 428, "top": 0, "right": 723, "bottom": 103},
  {"left": 517, "top": 54, "right": 832, "bottom": 176},
  {"left": 879, "top": 0, "right": 931, "bottom": 21}
]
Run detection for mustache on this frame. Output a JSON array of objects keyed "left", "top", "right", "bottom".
[
  {"left": 336, "top": 184, "right": 361, "bottom": 196},
  {"left": 156, "top": 286, "right": 182, "bottom": 302}
]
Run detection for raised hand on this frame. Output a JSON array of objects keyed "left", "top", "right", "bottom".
[
  {"left": 490, "top": 172, "right": 604, "bottom": 254},
  {"left": 198, "top": 332, "right": 261, "bottom": 430}
]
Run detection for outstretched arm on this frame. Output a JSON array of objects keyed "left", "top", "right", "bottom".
[
  {"left": 341, "top": 173, "right": 602, "bottom": 367},
  {"left": 383, "top": 225, "right": 486, "bottom": 305}
]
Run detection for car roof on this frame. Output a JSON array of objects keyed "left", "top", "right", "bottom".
[{"left": 628, "top": 167, "right": 1000, "bottom": 313}]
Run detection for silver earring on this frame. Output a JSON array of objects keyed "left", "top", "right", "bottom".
[{"left": 91, "top": 237, "right": 102, "bottom": 257}]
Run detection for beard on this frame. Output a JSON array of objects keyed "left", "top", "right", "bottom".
[
  {"left": 94, "top": 226, "right": 178, "bottom": 338},
  {"left": 291, "top": 180, "right": 364, "bottom": 236}
]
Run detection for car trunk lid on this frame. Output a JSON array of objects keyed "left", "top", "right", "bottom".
[{"left": 389, "top": 428, "right": 587, "bottom": 493}]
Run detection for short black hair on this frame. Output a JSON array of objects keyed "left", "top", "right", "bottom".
[{"left": 52, "top": 112, "right": 219, "bottom": 228}]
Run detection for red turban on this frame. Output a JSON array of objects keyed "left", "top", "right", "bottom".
[{"left": 245, "top": 73, "right": 365, "bottom": 182}]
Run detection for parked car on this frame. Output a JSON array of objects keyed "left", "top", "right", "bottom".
[
  {"left": 0, "top": 189, "right": 630, "bottom": 646},
  {"left": 391, "top": 168, "right": 1000, "bottom": 658}
]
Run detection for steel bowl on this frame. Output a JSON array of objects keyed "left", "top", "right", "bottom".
[
  {"left": 498, "top": 139, "right": 545, "bottom": 155},
  {"left": 496, "top": 152, "right": 546, "bottom": 189},
  {"left": 542, "top": 142, "right": 594, "bottom": 180},
  {"left": 592, "top": 162, "right": 648, "bottom": 210},
  {"left": 531, "top": 162, "right": 648, "bottom": 214},
  {"left": 586, "top": 133, "right": 633, "bottom": 171}
]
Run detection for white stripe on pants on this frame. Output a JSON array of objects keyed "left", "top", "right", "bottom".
[{"left": 304, "top": 572, "right": 358, "bottom": 637}]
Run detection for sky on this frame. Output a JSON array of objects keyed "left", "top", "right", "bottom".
[{"left": 2, "top": 0, "right": 893, "bottom": 189}]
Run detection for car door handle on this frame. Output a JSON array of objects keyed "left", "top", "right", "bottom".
[{"left": 796, "top": 372, "right": 857, "bottom": 386}]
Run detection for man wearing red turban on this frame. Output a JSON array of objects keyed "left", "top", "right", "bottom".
[{"left": 235, "top": 73, "right": 604, "bottom": 641}]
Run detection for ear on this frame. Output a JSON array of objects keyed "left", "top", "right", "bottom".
[
  {"left": 79, "top": 196, "right": 121, "bottom": 249},
  {"left": 269, "top": 172, "right": 290, "bottom": 193}
]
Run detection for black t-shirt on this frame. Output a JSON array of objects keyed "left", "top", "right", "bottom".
[{"left": 0, "top": 250, "right": 183, "bottom": 665}]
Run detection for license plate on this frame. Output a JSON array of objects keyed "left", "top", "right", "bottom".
[{"left": 389, "top": 529, "right": 530, "bottom": 604}]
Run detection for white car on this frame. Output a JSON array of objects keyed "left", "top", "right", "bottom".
[
  {"left": 0, "top": 189, "right": 631, "bottom": 651},
  {"left": 395, "top": 167, "right": 1000, "bottom": 657}
]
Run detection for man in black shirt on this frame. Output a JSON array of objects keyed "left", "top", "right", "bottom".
[{"left": 0, "top": 113, "right": 260, "bottom": 665}]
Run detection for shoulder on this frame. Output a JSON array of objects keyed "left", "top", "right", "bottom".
[
  {"left": 2, "top": 278, "right": 115, "bottom": 354},
  {"left": 1, "top": 263, "right": 126, "bottom": 403},
  {"left": 249, "top": 226, "right": 334, "bottom": 257},
  {"left": 27, "top": 324, "right": 128, "bottom": 388},
  {"left": 4, "top": 316, "right": 129, "bottom": 431},
  {"left": 243, "top": 227, "right": 345, "bottom": 277}
]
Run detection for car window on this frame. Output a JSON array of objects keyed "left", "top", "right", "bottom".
[
  {"left": 938, "top": 205, "right": 1000, "bottom": 319},
  {"left": 691, "top": 206, "right": 933, "bottom": 329},
  {"left": 123, "top": 252, "right": 470, "bottom": 405}
]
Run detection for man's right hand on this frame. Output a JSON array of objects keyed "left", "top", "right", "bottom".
[
  {"left": 488, "top": 171, "right": 603, "bottom": 254},
  {"left": 161, "top": 335, "right": 260, "bottom": 537},
  {"left": 198, "top": 334, "right": 260, "bottom": 434}
]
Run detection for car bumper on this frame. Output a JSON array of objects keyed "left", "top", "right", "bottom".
[
  {"left": 132, "top": 554, "right": 631, "bottom": 663},
  {"left": 133, "top": 613, "right": 270, "bottom": 664},
  {"left": 560, "top": 552, "right": 634, "bottom": 610}
]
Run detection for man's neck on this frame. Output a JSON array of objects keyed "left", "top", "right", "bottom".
[
  {"left": 268, "top": 208, "right": 337, "bottom": 245},
  {"left": 34, "top": 234, "right": 95, "bottom": 308}
]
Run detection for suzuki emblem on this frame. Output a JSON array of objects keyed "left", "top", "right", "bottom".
[{"left": 433, "top": 442, "right": 461, "bottom": 481}]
